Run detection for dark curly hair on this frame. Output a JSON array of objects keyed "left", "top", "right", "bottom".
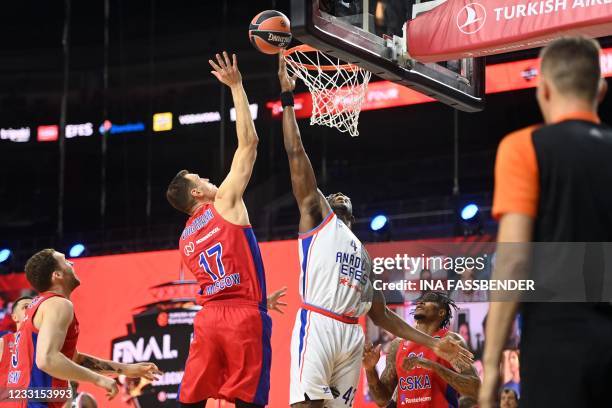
[{"left": 415, "top": 291, "right": 458, "bottom": 329}]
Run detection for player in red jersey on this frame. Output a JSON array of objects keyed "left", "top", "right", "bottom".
[
  {"left": 166, "top": 51, "right": 279, "bottom": 408},
  {"left": 4, "top": 249, "right": 161, "bottom": 408},
  {"left": 363, "top": 292, "right": 480, "bottom": 407},
  {"left": 0, "top": 296, "right": 33, "bottom": 401}
]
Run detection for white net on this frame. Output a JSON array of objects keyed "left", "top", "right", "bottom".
[{"left": 284, "top": 46, "right": 371, "bottom": 137}]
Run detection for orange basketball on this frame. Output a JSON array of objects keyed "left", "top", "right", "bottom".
[{"left": 249, "top": 10, "right": 292, "bottom": 55}]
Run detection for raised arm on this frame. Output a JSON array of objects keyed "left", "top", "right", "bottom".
[
  {"left": 210, "top": 52, "right": 258, "bottom": 225},
  {"left": 404, "top": 333, "right": 481, "bottom": 399},
  {"left": 368, "top": 288, "right": 473, "bottom": 371},
  {"left": 278, "top": 54, "right": 331, "bottom": 232},
  {"left": 363, "top": 339, "right": 401, "bottom": 407},
  {"left": 34, "top": 298, "right": 118, "bottom": 399}
]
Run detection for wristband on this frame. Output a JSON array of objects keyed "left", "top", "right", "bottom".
[{"left": 280, "top": 91, "right": 294, "bottom": 107}]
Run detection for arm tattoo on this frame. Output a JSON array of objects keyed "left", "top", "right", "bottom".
[
  {"left": 429, "top": 362, "right": 480, "bottom": 399},
  {"left": 366, "top": 339, "right": 401, "bottom": 406},
  {"left": 429, "top": 333, "right": 480, "bottom": 398},
  {"left": 79, "top": 356, "right": 122, "bottom": 374}
]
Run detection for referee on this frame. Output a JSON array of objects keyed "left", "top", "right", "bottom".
[{"left": 479, "top": 36, "right": 612, "bottom": 408}]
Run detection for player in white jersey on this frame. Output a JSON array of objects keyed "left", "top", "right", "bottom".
[{"left": 278, "top": 55, "right": 473, "bottom": 408}]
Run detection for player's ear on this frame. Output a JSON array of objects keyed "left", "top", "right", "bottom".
[
  {"left": 51, "top": 269, "right": 62, "bottom": 282},
  {"left": 190, "top": 186, "right": 202, "bottom": 198},
  {"left": 541, "top": 76, "right": 553, "bottom": 102},
  {"left": 597, "top": 78, "right": 608, "bottom": 105}
]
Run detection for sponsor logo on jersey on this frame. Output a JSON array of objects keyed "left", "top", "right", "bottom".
[
  {"left": 339, "top": 276, "right": 363, "bottom": 293},
  {"left": 184, "top": 242, "right": 195, "bottom": 256},
  {"left": 7, "top": 370, "right": 20, "bottom": 384},
  {"left": 335, "top": 251, "right": 368, "bottom": 285},
  {"left": 399, "top": 374, "right": 432, "bottom": 391},
  {"left": 400, "top": 395, "right": 432, "bottom": 404},
  {"left": 196, "top": 226, "right": 220, "bottom": 244},
  {"left": 181, "top": 209, "right": 214, "bottom": 240}
]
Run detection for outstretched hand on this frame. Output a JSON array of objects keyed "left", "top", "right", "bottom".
[
  {"left": 267, "top": 286, "right": 288, "bottom": 314},
  {"left": 278, "top": 53, "right": 297, "bottom": 92},
  {"left": 209, "top": 51, "right": 242, "bottom": 87},
  {"left": 123, "top": 362, "right": 163, "bottom": 381},
  {"left": 362, "top": 342, "right": 382, "bottom": 370},
  {"left": 432, "top": 335, "right": 473, "bottom": 371}
]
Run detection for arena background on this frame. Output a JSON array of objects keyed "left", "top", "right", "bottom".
[{"left": 1, "top": 0, "right": 610, "bottom": 407}]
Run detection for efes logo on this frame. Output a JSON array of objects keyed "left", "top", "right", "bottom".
[{"left": 456, "top": 2, "right": 486, "bottom": 35}]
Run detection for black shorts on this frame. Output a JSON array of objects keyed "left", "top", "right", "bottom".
[{"left": 519, "top": 303, "right": 612, "bottom": 408}]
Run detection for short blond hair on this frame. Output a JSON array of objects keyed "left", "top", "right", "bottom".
[{"left": 540, "top": 36, "right": 601, "bottom": 102}]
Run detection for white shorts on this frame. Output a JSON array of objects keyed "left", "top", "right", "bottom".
[{"left": 290, "top": 307, "right": 364, "bottom": 407}]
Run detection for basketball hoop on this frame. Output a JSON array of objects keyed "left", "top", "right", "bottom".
[{"left": 283, "top": 44, "right": 371, "bottom": 137}]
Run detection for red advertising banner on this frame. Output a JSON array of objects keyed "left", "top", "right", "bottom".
[
  {"left": 267, "top": 47, "right": 612, "bottom": 117},
  {"left": 407, "top": 0, "right": 612, "bottom": 62}
]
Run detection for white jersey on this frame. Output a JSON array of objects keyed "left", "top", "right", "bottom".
[{"left": 298, "top": 211, "right": 373, "bottom": 318}]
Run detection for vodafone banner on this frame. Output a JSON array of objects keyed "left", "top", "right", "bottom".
[{"left": 408, "top": 0, "right": 612, "bottom": 63}]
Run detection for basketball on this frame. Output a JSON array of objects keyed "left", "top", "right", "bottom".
[{"left": 249, "top": 10, "right": 292, "bottom": 55}]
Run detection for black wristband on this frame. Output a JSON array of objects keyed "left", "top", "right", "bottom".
[{"left": 280, "top": 91, "right": 294, "bottom": 108}]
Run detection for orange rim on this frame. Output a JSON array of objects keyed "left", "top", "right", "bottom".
[{"left": 283, "top": 44, "right": 361, "bottom": 72}]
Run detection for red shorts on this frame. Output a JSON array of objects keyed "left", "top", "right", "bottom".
[{"left": 178, "top": 302, "right": 272, "bottom": 405}]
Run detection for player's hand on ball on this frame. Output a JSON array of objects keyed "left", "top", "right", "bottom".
[
  {"left": 209, "top": 51, "right": 242, "bottom": 87},
  {"left": 362, "top": 342, "right": 381, "bottom": 370},
  {"left": 123, "top": 362, "right": 163, "bottom": 381},
  {"left": 267, "top": 286, "right": 288, "bottom": 314},
  {"left": 96, "top": 375, "right": 119, "bottom": 400},
  {"left": 432, "top": 335, "right": 473, "bottom": 371},
  {"left": 278, "top": 53, "right": 297, "bottom": 92}
]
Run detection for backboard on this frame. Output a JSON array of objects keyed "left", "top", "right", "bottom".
[{"left": 290, "top": 0, "right": 485, "bottom": 112}]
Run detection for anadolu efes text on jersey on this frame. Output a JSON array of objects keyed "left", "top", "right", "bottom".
[
  {"left": 298, "top": 212, "right": 373, "bottom": 318},
  {"left": 179, "top": 203, "right": 267, "bottom": 307}
]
